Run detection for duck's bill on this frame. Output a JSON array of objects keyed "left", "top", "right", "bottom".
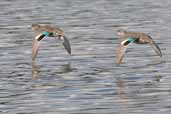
[{"left": 62, "top": 36, "right": 71, "bottom": 54}]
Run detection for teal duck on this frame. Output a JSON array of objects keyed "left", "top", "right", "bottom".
[
  {"left": 116, "top": 30, "right": 162, "bottom": 64},
  {"left": 32, "top": 24, "right": 71, "bottom": 61}
]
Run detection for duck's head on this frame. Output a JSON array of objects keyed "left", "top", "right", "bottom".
[
  {"left": 117, "top": 29, "right": 126, "bottom": 36},
  {"left": 32, "top": 24, "right": 41, "bottom": 31}
]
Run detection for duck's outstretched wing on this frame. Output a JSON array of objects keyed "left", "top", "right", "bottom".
[
  {"left": 32, "top": 33, "right": 46, "bottom": 61},
  {"left": 62, "top": 36, "right": 71, "bottom": 54},
  {"left": 57, "top": 36, "right": 71, "bottom": 54},
  {"left": 116, "top": 44, "right": 127, "bottom": 64},
  {"left": 142, "top": 35, "right": 162, "bottom": 57},
  {"left": 149, "top": 40, "right": 162, "bottom": 57}
]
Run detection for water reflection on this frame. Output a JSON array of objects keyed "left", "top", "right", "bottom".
[
  {"left": 116, "top": 78, "right": 128, "bottom": 100},
  {"left": 32, "top": 62, "right": 73, "bottom": 79},
  {"left": 131, "top": 60, "right": 165, "bottom": 70},
  {"left": 1, "top": 0, "right": 171, "bottom": 113},
  {"left": 115, "top": 75, "right": 165, "bottom": 114},
  {"left": 55, "top": 63, "right": 73, "bottom": 74},
  {"left": 32, "top": 62, "right": 41, "bottom": 79}
]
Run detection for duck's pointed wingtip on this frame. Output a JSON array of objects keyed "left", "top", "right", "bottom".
[
  {"left": 66, "top": 48, "right": 71, "bottom": 55},
  {"left": 62, "top": 36, "right": 71, "bottom": 55},
  {"left": 150, "top": 40, "right": 162, "bottom": 58},
  {"left": 159, "top": 52, "right": 162, "bottom": 57},
  {"left": 116, "top": 62, "right": 121, "bottom": 65}
]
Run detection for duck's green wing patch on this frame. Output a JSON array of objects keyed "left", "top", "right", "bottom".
[
  {"left": 42, "top": 31, "right": 50, "bottom": 36},
  {"left": 121, "top": 37, "right": 136, "bottom": 46}
]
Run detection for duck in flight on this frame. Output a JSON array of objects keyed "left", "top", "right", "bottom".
[
  {"left": 32, "top": 24, "right": 71, "bottom": 61},
  {"left": 116, "top": 29, "right": 162, "bottom": 64}
]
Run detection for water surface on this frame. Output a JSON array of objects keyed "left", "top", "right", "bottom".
[{"left": 0, "top": 0, "right": 171, "bottom": 114}]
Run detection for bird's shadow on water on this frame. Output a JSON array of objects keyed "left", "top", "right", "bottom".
[
  {"left": 114, "top": 74, "right": 164, "bottom": 113},
  {"left": 113, "top": 60, "right": 165, "bottom": 89},
  {"left": 114, "top": 59, "right": 165, "bottom": 74},
  {"left": 32, "top": 62, "right": 75, "bottom": 79},
  {"left": 131, "top": 59, "right": 165, "bottom": 69},
  {"left": 113, "top": 59, "right": 165, "bottom": 107}
]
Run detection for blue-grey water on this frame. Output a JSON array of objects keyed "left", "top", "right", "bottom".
[{"left": 0, "top": 0, "right": 171, "bottom": 114}]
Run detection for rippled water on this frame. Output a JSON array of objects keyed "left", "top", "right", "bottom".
[{"left": 0, "top": 0, "right": 171, "bottom": 114}]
